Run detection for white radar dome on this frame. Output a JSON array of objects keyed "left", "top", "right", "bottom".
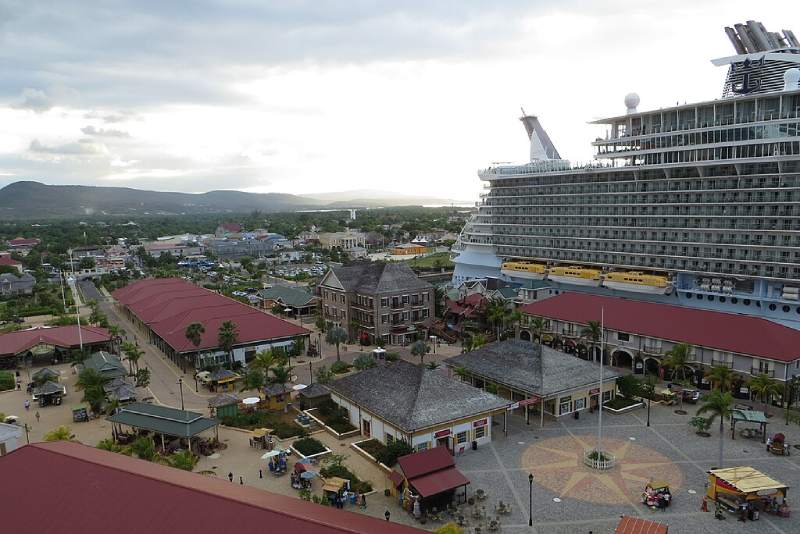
[
  {"left": 784, "top": 68, "right": 800, "bottom": 91},
  {"left": 624, "top": 93, "right": 640, "bottom": 114}
]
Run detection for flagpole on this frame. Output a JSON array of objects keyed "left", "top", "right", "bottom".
[{"left": 597, "top": 307, "right": 604, "bottom": 454}]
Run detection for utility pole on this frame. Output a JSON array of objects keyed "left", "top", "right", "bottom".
[{"left": 177, "top": 377, "right": 185, "bottom": 411}]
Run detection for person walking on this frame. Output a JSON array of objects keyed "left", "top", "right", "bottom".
[
  {"left": 228, "top": 472, "right": 234, "bottom": 483},
  {"left": 34, "top": 411, "right": 40, "bottom": 423},
  {"left": 360, "top": 492, "right": 367, "bottom": 510},
  {"left": 24, "top": 399, "right": 30, "bottom": 411}
]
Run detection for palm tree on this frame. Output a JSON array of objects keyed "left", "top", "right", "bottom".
[
  {"left": 508, "top": 309, "right": 523, "bottom": 340},
  {"left": 485, "top": 298, "right": 508, "bottom": 340},
  {"left": 217, "top": 320, "right": 239, "bottom": 365},
  {"left": 530, "top": 316, "right": 546, "bottom": 345},
  {"left": 426, "top": 361, "right": 441, "bottom": 370},
  {"left": 410, "top": 340, "right": 428, "bottom": 365},
  {"left": 249, "top": 349, "right": 278, "bottom": 387},
  {"left": 108, "top": 324, "right": 124, "bottom": 354},
  {"left": 454, "top": 366, "right": 470, "bottom": 382},
  {"left": 75, "top": 368, "right": 111, "bottom": 414},
  {"left": 44, "top": 425, "right": 75, "bottom": 442},
  {"left": 325, "top": 326, "right": 348, "bottom": 362},
  {"left": 749, "top": 373, "right": 782, "bottom": 414},
  {"left": 270, "top": 364, "right": 293, "bottom": 386},
  {"left": 705, "top": 365, "right": 734, "bottom": 391},
  {"left": 185, "top": 321, "right": 205, "bottom": 349},
  {"left": 581, "top": 320, "right": 602, "bottom": 363},
  {"left": 697, "top": 389, "right": 734, "bottom": 468},
  {"left": 664, "top": 343, "right": 693, "bottom": 383},
  {"left": 121, "top": 342, "right": 144, "bottom": 375}
]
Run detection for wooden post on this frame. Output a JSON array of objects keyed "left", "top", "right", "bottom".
[
  {"left": 540, "top": 401, "right": 545, "bottom": 428},
  {"left": 504, "top": 410, "right": 507, "bottom": 437},
  {"left": 160, "top": 433, "right": 166, "bottom": 450}
]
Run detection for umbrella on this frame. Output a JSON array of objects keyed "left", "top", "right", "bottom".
[
  {"left": 292, "top": 384, "right": 307, "bottom": 391},
  {"left": 243, "top": 397, "right": 260, "bottom": 406},
  {"left": 296, "top": 457, "right": 312, "bottom": 465},
  {"left": 261, "top": 450, "right": 282, "bottom": 459},
  {"left": 300, "top": 471, "right": 318, "bottom": 480}
]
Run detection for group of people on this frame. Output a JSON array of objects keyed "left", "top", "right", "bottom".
[
  {"left": 329, "top": 489, "right": 367, "bottom": 510},
  {"left": 267, "top": 453, "right": 288, "bottom": 475},
  {"left": 641, "top": 484, "right": 671, "bottom": 510}
]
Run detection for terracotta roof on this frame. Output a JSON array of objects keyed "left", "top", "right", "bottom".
[
  {"left": 521, "top": 292, "right": 800, "bottom": 363},
  {"left": 0, "top": 442, "right": 425, "bottom": 534},
  {"left": 615, "top": 515, "right": 668, "bottom": 534},
  {"left": 446, "top": 293, "right": 485, "bottom": 317},
  {"left": 113, "top": 278, "right": 309, "bottom": 353},
  {"left": 408, "top": 466, "right": 470, "bottom": 498},
  {"left": 7, "top": 237, "right": 40, "bottom": 247},
  {"left": 397, "top": 446, "right": 454, "bottom": 480},
  {"left": 0, "top": 254, "right": 21, "bottom": 267},
  {"left": 0, "top": 325, "right": 111, "bottom": 357}
]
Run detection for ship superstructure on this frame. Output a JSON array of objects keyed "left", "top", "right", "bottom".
[{"left": 453, "top": 21, "right": 800, "bottom": 327}]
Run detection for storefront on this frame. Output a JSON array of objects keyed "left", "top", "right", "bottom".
[{"left": 707, "top": 466, "right": 790, "bottom": 519}]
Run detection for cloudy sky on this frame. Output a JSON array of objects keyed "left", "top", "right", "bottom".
[{"left": 0, "top": 1, "right": 797, "bottom": 201}]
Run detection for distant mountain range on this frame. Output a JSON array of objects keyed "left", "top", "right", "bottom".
[{"left": 0, "top": 181, "right": 466, "bottom": 220}]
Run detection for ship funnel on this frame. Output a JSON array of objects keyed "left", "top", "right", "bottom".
[{"left": 519, "top": 111, "right": 561, "bottom": 161}]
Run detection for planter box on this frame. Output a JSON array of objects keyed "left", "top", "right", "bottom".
[
  {"left": 290, "top": 444, "right": 332, "bottom": 460},
  {"left": 603, "top": 401, "right": 644, "bottom": 414},
  {"left": 304, "top": 408, "right": 360, "bottom": 440},
  {"left": 350, "top": 439, "right": 393, "bottom": 475}
]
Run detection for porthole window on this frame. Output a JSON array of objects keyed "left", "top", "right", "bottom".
[
  {"left": 686, "top": 293, "right": 693, "bottom": 299},
  {"left": 719, "top": 297, "right": 726, "bottom": 303},
  {"left": 731, "top": 298, "right": 738, "bottom": 304},
  {"left": 769, "top": 303, "right": 777, "bottom": 311},
  {"left": 783, "top": 305, "right": 791, "bottom": 313},
  {"left": 697, "top": 294, "right": 703, "bottom": 300},
  {"left": 744, "top": 299, "right": 751, "bottom": 306},
  {"left": 756, "top": 301, "right": 762, "bottom": 308},
  {"left": 708, "top": 295, "right": 715, "bottom": 302}
]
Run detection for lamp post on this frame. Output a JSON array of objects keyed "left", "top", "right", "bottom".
[
  {"left": 177, "top": 377, "right": 185, "bottom": 411},
  {"left": 528, "top": 473, "right": 534, "bottom": 527},
  {"left": 309, "top": 361, "right": 313, "bottom": 385},
  {"left": 317, "top": 332, "right": 322, "bottom": 359},
  {"left": 645, "top": 377, "right": 653, "bottom": 428},
  {"left": 430, "top": 335, "right": 437, "bottom": 355},
  {"left": 194, "top": 372, "right": 199, "bottom": 393}
]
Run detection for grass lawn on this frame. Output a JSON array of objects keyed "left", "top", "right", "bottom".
[{"left": 407, "top": 252, "right": 453, "bottom": 270}]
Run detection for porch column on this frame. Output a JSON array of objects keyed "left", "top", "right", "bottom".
[
  {"left": 525, "top": 404, "right": 529, "bottom": 425},
  {"left": 503, "top": 411, "right": 507, "bottom": 437},
  {"left": 540, "top": 401, "right": 545, "bottom": 428}
]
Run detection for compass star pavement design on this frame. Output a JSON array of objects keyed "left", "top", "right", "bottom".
[{"left": 521, "top": 434, "right": 684, "bottom": 505}]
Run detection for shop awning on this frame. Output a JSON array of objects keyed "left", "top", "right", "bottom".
[
  {"left": 615, "top": 515, "right": 668, "bottom": 534},
  {"left": 322, "top": 477, "right": 350, "bottom": 493},
  {"left": 731, "top": 410, "right": 768, "bottom": 424},
  {"left": 709, "top": 466, "right": 787, "bottom": 494},
  {"left": 409, "top": 467, "right": 470, "bottom": 498}
]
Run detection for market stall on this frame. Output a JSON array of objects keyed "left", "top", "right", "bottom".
[
  {"left": 706, "top": 466, "right": 790, "bottom": 519},
  {"left": 731, "top": 410, "right": 768, "bottom": 443}
]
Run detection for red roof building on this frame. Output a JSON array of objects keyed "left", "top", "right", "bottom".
[
  {"left": 0, "top": 325, "right": 111, "bottom": 361},
  {"left": 114, "top": 278, "right": 310, "bottom": 365},
  {"left": 0, "top": 441, "right": 425, "bottom": 534},
  {"left": 396, "top": 447, "right": 470, "bottom": 504},
  {"left": 0, "top": 253, "right": 22, "bottom": 272},
  {"left": 7, "top": 237, "right": 41, "bottom": 248},
  {"left": 520, "top": 292, "right": 800, "bottom": 380}
]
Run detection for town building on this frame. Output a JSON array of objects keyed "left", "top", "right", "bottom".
[
  {"left": 0, "top": 253, "right": 23, "bottom": 273},
  {"left": 0, "top": 423, "right": 22, "bottom": 456},
  {"left": 113, "top": 278, "right": 309, "bottom": 369},
  {"left": 142, "top": 241, "right": 203, "bottom": 258},
  {"left": 328, "top": 360, "right": 508, "bottom": 453},
  {"left": 319, "top": 263, "right": 434, "bottom": 345},
  {"left": 6, "top": 237, "right": 40, "bottom": 253},
  {"left": 391, "top": 243, "right": 429, "bottom": 256},
  {"left": 0, "top": 325, "right": 111, "bottom": 369},
  {"left": 0, "top": 441, "right": 425, "bottom": 534},
  {"left": 520, "top": 292, "right": 800, "bottom": 383},
  {"left": 317, "top": 230, "right": 367, "bottom": 251},
  {"left": 444, "top": 340, "right": 620, "bottom": 425},
  {"left": 79, "top": 351, "right": 128, "bottom": 380},
  {"left": 208, "top": 237, "right": 280, "bottom": 260},
  {"left": 258, "top": 285, "right": 318, "bottom": 317},
  {"left": 392, "top": 447, "right": 470, "bottom": 509},
  {"left": 0, "top": 272, "right": 35, "bottom": 295},
  {"left": 215, "top": 222, "right": 242, "bottom": 237}
]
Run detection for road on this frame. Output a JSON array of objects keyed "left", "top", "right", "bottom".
[{"left": 78, "top": 280, "right": 104, "bottom": 302}]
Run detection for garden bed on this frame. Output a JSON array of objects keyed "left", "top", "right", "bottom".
[
  {"left": 292, "top": 437, "right": 330, "bottom": 457},
  {"left": 603, "top": 397, "right": 643, "bottom": 414},
  {"left": 314, "top": 400, "right": 358, "bottom": 433},
  {"left": 320, "top": 463, "right": 373, "bottom": 494},
  {"left": 220, "top": 410, "right": 307, "bottom": 439}
]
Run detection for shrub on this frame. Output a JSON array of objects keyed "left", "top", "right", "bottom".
[
  {"left": 0, "top": 371, "right": 15, "bottom": 391},
  {"left": 617, "top": 374, "right": 642, "bottom": 400},
  {"left": 330, "top": 361, "right": 351, "bottom": 374},
  {"left": 315, "top": 399, "right": 356, "bottom": 433},
  {"left": 605, "top": 396, "right": 639, "bottom": 410},
  {"left": 353, "top": 354, "right": 376, "bottom": 371},
  {"left": 293, "top": 437, "right": 327, "bottom": 456},
  {"left": 319, "top": 462, "right": 373, "bottom": 494},
  {"left": 376, "top": 439, "right": 413, "bottom": 467},
  {"left": 384, "top": 352, "right": 399, "bottom": 362}
]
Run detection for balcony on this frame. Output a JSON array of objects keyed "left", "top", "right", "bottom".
[
  {"left": 711, "top": 359, "right": 733, "bottom": 368},
  {"left": 642, "top": 345, "right": 662, "bottom": 355},
  {"left": 751, "top": 367, "right": 775, "bottom": 377}
]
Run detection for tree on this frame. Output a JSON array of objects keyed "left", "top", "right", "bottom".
[
  {"left": 463, "top": 333, "right": 487, "bottom": 352},
  {"left": 749, "top": 373, "right": 782, "bottom": 413},
  {"left": 616, "top": 374, "right": 642, "bottom": 400},
  {"left": 167, "top": 449, "right": 198, "bottom": 471},
  {"left": 75, "top": 368, "right": 110, "bottom": 414},
  {"left": 705, "top": 365, "right": 734, "bottom": 391},
  {"left": 529, "top": 316, "right": 546, "bottom": 345},
  {"left": 44, "top": 425, "right": 75, "bottom": 442},
  {"left": 690, "top": 416, "right": 711, "bottom": 436},
  {"left": 581, "top": 320, "right": 602, "bottom": 363},
  {"left": 241, "top": 369, "right": 265, "bottom": 391},
  {"left": 664, "top": 343, "right": 693, "bottom": 383},
  {"left": 409, "top": 340, "right": 429, "bottom": 365},
  {"left": 426, "top": 361, "right": 441, "bottom": 370},
  {"left": 315, "top": 365, "right": 333, "bottom": 385},
  {"left": 108, "top": 324, "right": 124, "bottom": 354},
  {"left": 130, "top": 435, "right": 156, "bottom": 461},
  {"left": 508, "top": 309, "right": 523, "bottom": 340},
  {"left": 121, "top": 342, "right": 144, "bottom": 375},
  {"left": 270, "top": 364, "right": 293, "bottom": 386},
  {"left": 325, "top": 326, "right": 348, "bottom": 362},
  {"left": 135, "top": 368, "right": 151, "bottom": 388},
  {"left": 454, "top": 366, "right": 470, "bottom": 382},
  {"left": 217, "top": 320, "right": 239, "bottom": 364},
  {"left": 697, "top": 389, "right": 734, "bottom": 468},
  {"left": 250, "top": 349, "right": 279, "bottom": 387},
  {"left": 435, "top": 523, "right": 464, "bottom": 534},
  {"left": 185, "top": 322, "right": 205, "bottom": 351},
  {"left": 485, "top": 298, "right": 508, "bottom": 340}
]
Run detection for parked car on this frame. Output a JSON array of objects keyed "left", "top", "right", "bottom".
[{"left": 681, "top": 389, "right": 701, "bottom": 404}]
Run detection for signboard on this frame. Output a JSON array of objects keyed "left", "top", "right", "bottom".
[
  {"left": 507, "top": 402, "right": 520, "bottom": 411},
  {"left": 589, "top": 388, "right": 600, "bottom": 395},
  {"left": 473, "top": 418, "right": 487, "bottom": 428},
  {"left": 434, "top": 429, "right": 451, "bottom": 438}
]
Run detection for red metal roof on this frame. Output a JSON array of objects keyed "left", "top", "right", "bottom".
[
  {"left": 0, "top": 254, "right": 21, "bottom": 267},
  {"left": 397, "top": 446, "right": 455, "bottom": 480},
  {"left": 408, "top": 467, "right": 470, "bottom": 498},
  {"left": 114, "top": 278, "right": 309, "bottom": 353},
  {"left": 0, "top": 325, "right": 111, "bottom": 357},
  {"left": 615, "top": 515, "right": 669, "bottom": 534},
  {"left": 0, "top": 442, "right": 425, "bottom": 534},
  {"left": 446, "top": 293, "right": 485, "bottom": 317},
  {"left": 521, "top": 292, "right": 800, "bottom": 363},
  {"left": 8, "top": 237, "right": 40, "bottom": 247}
]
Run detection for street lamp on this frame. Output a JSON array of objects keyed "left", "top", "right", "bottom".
[
  {"left": 429, "top": 335, "right": 437, "bottom": 355},
  {"left": 177, "top": 377, "right": 185, "bottom": 411},
  {"left": 309, "top": 361, "right": 313, "bottom": 385},
  {"left": 317, "top": 332, "right": 322, "bottom": 359},
  {"left": 194, "top": 372, "right": 199, "bottom": 393},
  {"left": 528, "top": 473, "right": 534, "bottom": 527}
]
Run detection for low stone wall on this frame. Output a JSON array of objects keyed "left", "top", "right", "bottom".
[
  {"left": 304, "top": 408, "right": 361, "bottom": 440},
  {"left": 602, "top": 400, "right": 644, "bottom": 414},
  {"left": 350, "top": 438, "right": 393, "bottom": 475},
  {"left": 290, "top": 443, "right": 332, "bottom": 460}
]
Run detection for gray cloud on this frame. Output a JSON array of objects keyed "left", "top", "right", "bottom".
[
  {"left": 80, "top": 125, "right": 130, "bottom": 138},
  {"left": 11, "top": 88, "right": 52, "bottom": 112},
  {"left": 29, "top": 138, "right": 107, "bottom": 156}
]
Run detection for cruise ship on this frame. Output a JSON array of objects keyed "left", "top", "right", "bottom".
[{"left": 452, "top": 21, "right": 800, "bottom": 328}]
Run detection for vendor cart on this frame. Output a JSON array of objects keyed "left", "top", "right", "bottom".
[
  {"left": 706, "top": 466, "right": 790, "bottom": 519},
  {"left": 249, "top": 427, "right": 275, "bottom": 450},
  {"left": 641, "top": 480, "right": 672, "bottom": 509},
  {"left": 72, "top": 404, "right": 89, "bottom": 422},
  {"left": 767, "top": 433, "right": 791, "bottom": 456}
]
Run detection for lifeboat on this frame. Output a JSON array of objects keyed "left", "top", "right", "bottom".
[
  {"left": 602, "top": 271, "right": 671, "bottom": 294},
  {"left": 547, "top": 266, "right": 602, "bottom": 286},
  {"left": 501, "top": 261, "right": 548, "bottom": 280}
]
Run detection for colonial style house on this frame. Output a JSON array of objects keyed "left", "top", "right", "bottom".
[{"left": 319, "top": 263, "right": 434, "bottom": 345}]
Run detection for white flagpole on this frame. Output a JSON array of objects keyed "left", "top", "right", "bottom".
[{"left": 597, "top": 307, "right": 604, "bottom": 454}]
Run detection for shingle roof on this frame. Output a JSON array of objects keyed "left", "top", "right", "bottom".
[
  {"left": 33, "top": 380, "right": 63, "bottom": 396},
  {"left": 81, "top": 351, "right": 127, "bottom": 379},
  {"left": 298, "top": 383, "right": 330, "bottom": 399},
  {"left": 31, "top": 367, "right": 60, "bottom": 381},
  {"left": 328, "top": 360, "right": 507, "bottom": 432},
  {"left": 263, "top": 383, "right": 289, "bottom": 397},
  {"left": 258, "top": 285, "right": 316, "bottom": 308},
  {"left": 0, "top": 441, "right": 426, "bottom": 534},
  {"left": 0, "top": 325, "right": 111, "bottom": 357},
  {"left": 444, "top": 340, "right": 620, "bottom": 397},
  {"left": 521, "top": 292, "right": 800, "bottom": 363},
  {"left": 209, "top": 368, "right": 239, "bottom": 382},
  {"left": 208, "top": 393, "right": 239, "bottom": 408},
  {"left": 113, "top": 278, "right": 309, "bottom": 353},
  {"left": 107, "top": 402, "right": 218, "bottom": 438},
  {"left": 327, "top": 263, "right": 432, "bottom": 294}
]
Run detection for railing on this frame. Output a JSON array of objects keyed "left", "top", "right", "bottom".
[
  {"left": 642, "top": 345, "right": 662, "bottom": 355},
  {"left": 751, "top": 367, "right": 775, "bottom": 377},
  {"left": 583, "top": 449, "right": 616, "bottom": 471},
  {"left": 711, "top": 359, "right": 733, "bottom": 368}
]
